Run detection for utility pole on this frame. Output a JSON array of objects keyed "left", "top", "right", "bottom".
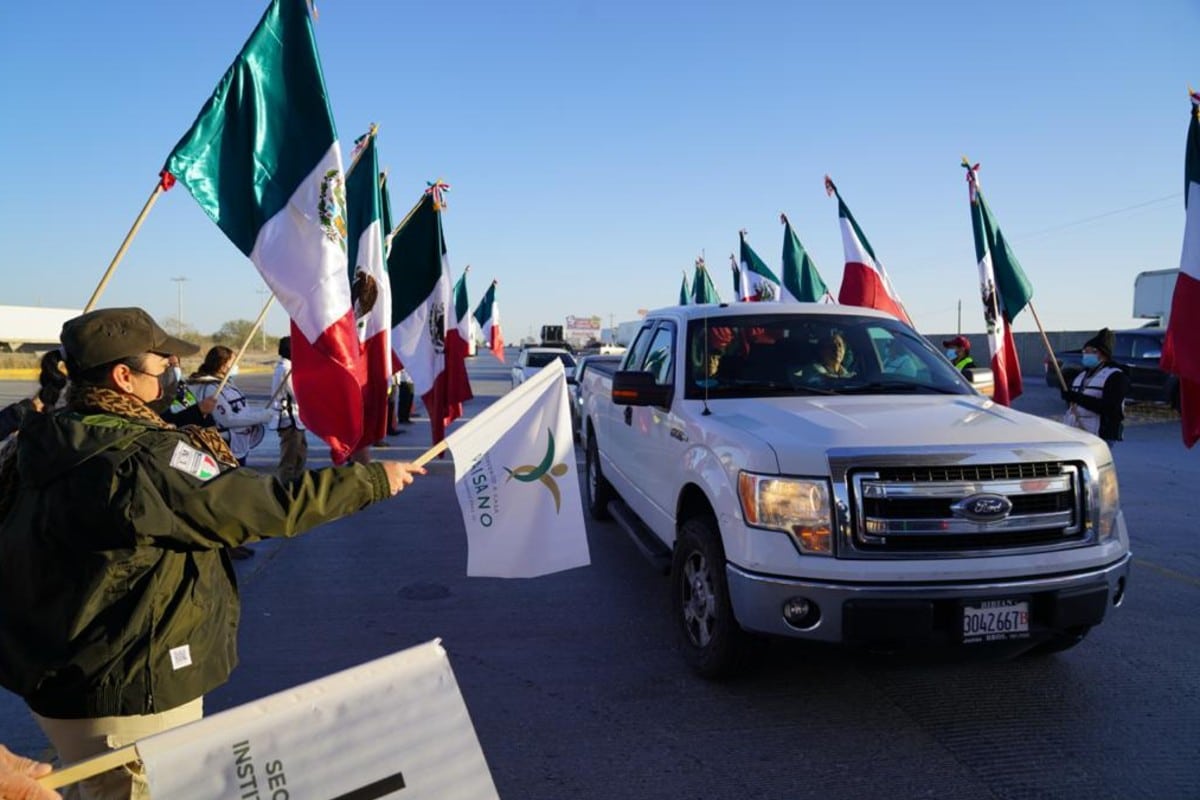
[
  {"left": 256, "top": 288, "right": 270, "bottom": 350},
  {"left": 957, "top": 299, "right": 962, "bottom": 335},
  {"left": 171, "top": 276, "right": 188, "bottom": 336}
]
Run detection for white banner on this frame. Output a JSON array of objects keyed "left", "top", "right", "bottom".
[
  {"left": 138, "top": 640, "right": 497, "bottom": 800},
  {"left": 445, "top": 359, "right": 590, "bottom": 578}
]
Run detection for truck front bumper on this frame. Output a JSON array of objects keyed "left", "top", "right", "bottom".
[{"left": 725, "top": 553, "right": 1131, "bottom": 646}]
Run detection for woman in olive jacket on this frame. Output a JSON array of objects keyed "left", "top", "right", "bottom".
[{"left": 0, "top": 307, "right": 422, "bottom": 800}]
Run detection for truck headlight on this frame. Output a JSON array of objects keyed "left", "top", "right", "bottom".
[
  {"left": 1096, "top": 462, "right": 1120, "bottom": 543},
  {"left": 738, "top": 472, "right": 833, "bottom": 555}
]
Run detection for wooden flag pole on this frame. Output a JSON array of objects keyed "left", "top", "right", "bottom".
[
  {"left": 83, "top": 180, "right": 169, "bottom": 312},
  {"left": 214, "top": 295, "right": 275, "bottom": 397},
  {"left": 265, "top": 366, "right": 293, "bottom": 407},
  {"left": 1027, "top": 300, "right": 1069, "bottom": 391},
  {"left": 39, "top": 745, "right": 139, "bottom": 790},
  {"left": 412, "top": 438, "right": 449, "bottom": 469}
]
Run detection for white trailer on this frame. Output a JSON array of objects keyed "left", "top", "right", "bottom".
[
  {"left": 0, "top": 305, "right": 81, "bottom": 352},
  {"left": 1132, "top": 269, "right": 1178, "bottom": 328}
]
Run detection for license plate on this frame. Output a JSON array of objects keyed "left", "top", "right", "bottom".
[{"left": 962, "top": 599, "right": 1030, "bottom": 643}]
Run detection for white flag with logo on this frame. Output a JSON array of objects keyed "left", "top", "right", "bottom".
[
  {"left": 445, "top": 359, "right": 590, "bottom": 578},
  {"left": 136, "top": 640, "right": 497, "bottom": 799}
]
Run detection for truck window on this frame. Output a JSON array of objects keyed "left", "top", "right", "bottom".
[
  {"left": 641, "top": 325, "right": 675, "bottom": 387},
  {"left": 623, "top": 325, "right": 655, "bottom": 372}
]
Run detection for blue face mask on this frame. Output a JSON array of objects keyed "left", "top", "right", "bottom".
[
  {"left": 1081, "top": 353, "right": 1101, "bottom": 369},
  {"left": 945, "top": 348, "right": 958, "bottom": 360}
]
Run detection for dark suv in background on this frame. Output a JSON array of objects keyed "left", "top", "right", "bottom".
[{"left": 1046, "top": 327, "right": 1179, "bottom": 408}]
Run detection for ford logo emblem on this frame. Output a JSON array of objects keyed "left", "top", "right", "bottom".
[{"left": 951, "top": 493, "right": 1013, "bottom": 522}]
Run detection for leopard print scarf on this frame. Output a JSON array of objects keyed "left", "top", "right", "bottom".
[
  {"left": 66, "top": 385, "right": 238, "bottom": 466},
  {"left": 0, "top": 385, "right": 237, "bottom": 522}
]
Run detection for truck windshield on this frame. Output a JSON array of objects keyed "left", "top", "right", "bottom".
[{"left": 684, "top": 314, "right": 973, "bottom": 399}]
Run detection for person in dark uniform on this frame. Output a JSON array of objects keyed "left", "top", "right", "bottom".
[
  {"left": 0, "top": 307, "right": 424, "bottom": 800},
  {"left": 1062, "top": 327, "right": 1129, "bottom": 443}
]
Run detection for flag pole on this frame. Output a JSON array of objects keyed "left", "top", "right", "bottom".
[
  {"left": 83, "top": 175, "right": 173, "bottom": 312},
  {"left": 1026, "top": 300, "right": 1068, "bottom": 391},
  {"left": 412, "top": 438, "right": 449, "bottom": 469},
  {"left": 346, "top": 123, "right": 380, "bottom": 177},
  {"left": 266, "top": 366, "right": 293, "bottom": 407},
  {"left": 214, "top": 295, "right": 275, "bottom": 397},
  {"left": 39, "top": 745, "right": 139, "bottom": 790}
]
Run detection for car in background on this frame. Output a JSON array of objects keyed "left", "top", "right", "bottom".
[
  {"left": 569, "top": 354, "right": 623, "bottom": 440},
  {"left": 511, "top": 347, "right": 576, "bottom": 389},
  {"left": 1046, "top": 327, "right": 1179, "bottom": 408}
]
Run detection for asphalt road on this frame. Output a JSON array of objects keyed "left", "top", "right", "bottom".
[{"left": 0, "top": 358, "right": 1197, "bottom": 799}]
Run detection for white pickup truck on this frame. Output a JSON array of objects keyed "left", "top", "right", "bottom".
[{"left": 580, "top": 303, "right": 1130, "bottom": 677}]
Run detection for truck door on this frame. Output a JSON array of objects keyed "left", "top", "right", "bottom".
[{"left": 615, "top": 321, "right": 682, "bottom": 535}]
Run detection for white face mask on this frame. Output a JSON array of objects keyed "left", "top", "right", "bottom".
[{"left": 227, "top": 365, "right": 240, "bottom": 378}]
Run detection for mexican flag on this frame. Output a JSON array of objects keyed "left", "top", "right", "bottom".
[
  {"left": 1161, "top": 90, "right": 1200, "bottom": 448},
  {"left": 691, "top": 257, "right": 721, "bottom": 304},
  {"left": 963, "top": 160, "right": 1033, "bottom": 406},
  {"left": 472, "top": 280, "right": 505, "bottom": 362},
  {"left": 387, "top": 189, "right": 469, "bottom": 444},
  {"left": 825, "top": 176, "right": 914, "bottom": 326},
  {"left": 346, "top": 130, "right": 391, "bottom": 450},
  {"left": 448, "top": 266, "right": 476, "bottom": 418},
  {"left": 730, "top": 254, "right": 748, "bottom": 301},
  {"left": 163, "top": 0, "right": 363, "bottom": 462},
  {"left": 738, "top": 230, "right": 782, "bottom": 301},
  {"left": 781, "top": 213, "right": 830, "bottom": 302},
  {"left": 678, "top": 271, "right": 690, "bottom": 305}
]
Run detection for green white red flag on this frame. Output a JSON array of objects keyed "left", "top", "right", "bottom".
[
  {"left": 1161, "top": 89, "right": 1200, "bottom": 448},
  {"left": 780, "top": 213, "right": 830, "bottom": 302},
  {"left": 962, "top": 160, "right": 1033, "bottom": 406},
  {"left": 448, "top": 265, "right": 475, "bottom": 420},
  {"left": 691, "top": 257, "right": 721, "bottom": 304},
  {"left": 825, "top": 176, "right": 914, "bottom": 326},
  {"left": 472, "top": 280, "right": 505, "bottom": 362},
  {"left": 387, "top": 187, "right": 470, "bottom": 444},
  {"left": 738, "top": 230, "right": 782, "bottom": 301},
  {"left": 730, "top": 254, "right": 747, "bottom": 301},
  {"left": 346, "top": 129, "right": 391, "bottom": 450},
  {"left": 163, "top": 0, "right": 363, "bottom": 463}
]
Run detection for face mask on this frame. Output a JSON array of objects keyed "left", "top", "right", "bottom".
[
  {"left": 945, "top": 348, "right": 958, "bottom": 360},
  {"left": 1081, "top": 353, "right": 1101, "bottom": 369},
  {"left": 157, "top": 368, "right": 178, "bottom": 402},
  {"left": 227, "top": 365, "right": 240, "bottom": 378}
]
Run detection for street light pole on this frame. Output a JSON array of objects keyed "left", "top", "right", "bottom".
[{"left": 171, "top": 276, "right": 188, "bottom": 336}]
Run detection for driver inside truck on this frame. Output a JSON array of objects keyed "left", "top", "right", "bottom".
[{"left": 800, "top": 332, "right": 856, "bottom": 379}]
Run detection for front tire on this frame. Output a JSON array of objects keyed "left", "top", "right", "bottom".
[
  {"left": 671, "top": 515, "right": 758, "bottom": 679},
  {"left": 585, "top": 434, "right": 613, "bottom": 521}
]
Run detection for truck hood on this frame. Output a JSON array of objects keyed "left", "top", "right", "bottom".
[{"left": 706, "top": 395, "right": 1108, "bottom": 474}]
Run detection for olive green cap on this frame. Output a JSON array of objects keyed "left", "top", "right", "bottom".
[{"left": 61, "top": 307, "right": 199, "bottom": 372}]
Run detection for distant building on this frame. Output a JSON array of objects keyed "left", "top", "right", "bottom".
[{"left": 0, "top": 305, "right": 81, "bottom": 353}]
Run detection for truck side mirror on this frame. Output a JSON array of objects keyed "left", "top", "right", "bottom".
[
  {"left": 963, "top": 366, "right": 995, "bottom": 399},
  {"left": 612, "top": 370, "right": 673, "bottom": 408}
]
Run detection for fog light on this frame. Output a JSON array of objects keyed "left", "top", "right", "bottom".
[{"left": 782, "top": 597, "right": 821, "bottom": 629}]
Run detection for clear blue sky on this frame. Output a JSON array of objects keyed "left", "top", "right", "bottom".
[{"left": 1, "top": 0, "right": 1195, "bottom": 342}]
